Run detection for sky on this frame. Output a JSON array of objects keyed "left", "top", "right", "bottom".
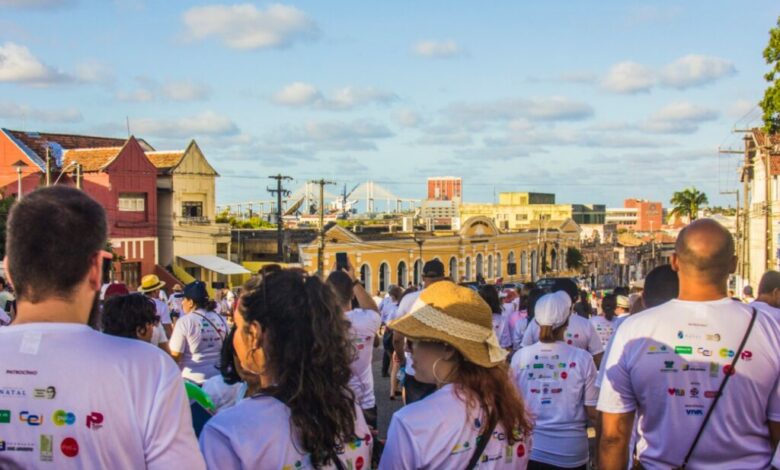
[{"left": 0, "top": 0, "right": 778, "bottom": 209}]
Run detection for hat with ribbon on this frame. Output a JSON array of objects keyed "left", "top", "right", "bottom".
[
  {"left": 137, "top": 274, "right": 165, "bottom": 293},
  {"left": 389, "top": 280, "right": 506, "bottom": 368}
]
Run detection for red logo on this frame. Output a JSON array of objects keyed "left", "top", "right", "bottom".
[
  {"left": 704, "top": 391, "right": 719, "bottom": 398},
  {"left": 740, "top": 350, "right": 753, "bottom": 361},
  {"left": 355, "top": 456, "right": 364, "bottom": 470},
  {"left": 517, "top": 443, "right": 526, "bottom": 457},
  {"left": 86, "top": 412, "right": 103, "bottom": 429},
  {"left": 61, "top": 438, "right": 78, "bottom": 457},
  {"left": 566, "top": 340, "right": 573, "bottom": 345},
  {"left": 569, "top": 362, "right": 576, "bottom": 368},
  {"left": 723, "top": 364, "right": 735, "bottom": 376},
  {"left": 560, "top": 372, "right": 568, "bottom": 380}
]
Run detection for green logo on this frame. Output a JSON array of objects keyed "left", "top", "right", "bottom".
[
  {"left": 0, "top": 410, "right": 10, "bottom": 423},
  {"left": 532, "top": 363, "right": 544, "bottom": 369},
  {"left": 675, "top": 346, "right": 693, "bottom": 355},
  {"left": 39, "top": 434, "right": 52, "bottom": 462}
]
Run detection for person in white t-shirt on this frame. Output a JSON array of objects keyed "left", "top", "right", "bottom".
[
  {"left": 750, "top": 270, "right": 780, "bottom": 322},
  {"left": 199, "top": 269, "right": 372, "bottom": 469},
  {"left": 391, "top": 259, "right": 448, "bottom": 404},
  {"left": 598, "top": 219, "right": 780, "bottom": 470},
  {"left": 327, "top": 264, "right": 381, "bottom": 429},
  {"left": 0, "top": 186, "right": 204, "bottom": 469},
  {"left": 590, "top": 294, "right": 618, "bottom": 350},
  {"left": 512, "top": 291, "right": 598, "bottom": 469},
  {"left": 479, "top": 284, "right": 506, "bottom": 343},
  {"left": 202, "top": 327, "right": 260, "bottom": 414},
  {"left": 522, "top": 279, "right": 604, "bottom": 367},
  {"left": 168, "top": 283, "right": 185, "bottom": 317},
  {"left": 169, "top": 281, "right": 228, "bottom": 385},
  {"left": 380, "top": 286, "right": 402, "bottom": 378},
  {"left": 381, "top": 281, "right": 533, "bottom": 469},
  {"left": 138, "top": 274, "right": 173, "bottom": 338}
]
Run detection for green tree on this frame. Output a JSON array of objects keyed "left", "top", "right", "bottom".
[
  {"left": 565, "top": 247, "right": 584, "bottom": 271},
  {"left": 761, "top": 16, "right": 780, "bottom": 134},
  {"left": 0, "top": 196, "right": 15, "bottom": 259},
  {"left": 669, "top": 187, "right": 709, "bottom": 222}
]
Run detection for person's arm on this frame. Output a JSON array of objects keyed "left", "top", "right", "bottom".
[
  {"left": 771, "top": 420, "right": 780, "bottom": 450},
  {"left": 168, "top": 319, "right": 187, "bottom": 365},
  {"left": 392, "top": 331, "right": 406, "bottom": 366},
  {"left": 344, "top": 262, "right": 379, "bottom": 312},
  {"left": 199, "top": 422, "right": 242, "bottom": 469},
  {"left": 592, "top": 352, "right": 603, "bottom": 369},
  {"left": 599, "top": 411, "right": 634, "bottom": 470}
]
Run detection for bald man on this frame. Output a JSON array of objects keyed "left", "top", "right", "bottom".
[
  {"left": 751, "top": 271, "right": 780, "bottom": 322},
  {"left": 598, "top": 219, "right": 780, "bottom": 470}
]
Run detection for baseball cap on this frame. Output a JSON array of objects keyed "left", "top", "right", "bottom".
[
  {"left": 422, "top": 259, "right": 445, "bottom": 278},
  {"left": 183, "top": 281, "right": 209, "bottom": 303}
]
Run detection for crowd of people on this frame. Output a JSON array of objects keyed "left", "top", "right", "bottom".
[{"left": 1, "top": 186, "right": 780, "bottom": 469}]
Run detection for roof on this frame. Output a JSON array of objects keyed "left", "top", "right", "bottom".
[
  {"left": 176, "top": 255, "right": 250, "bottom": 275},
  {"left": 751, "top": 128, "right": 780, "bottom": 151},
  {"left": 146, "top": 150, "right": 185, "bottom": 170},
  {"left": 62, "top": 147, "right": 122, "bottom": 172}
]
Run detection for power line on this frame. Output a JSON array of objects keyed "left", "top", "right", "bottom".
[
  {"left": 309, "top": 179, "right": 337, "bottom": 276},
  {"left": 267, "top": 174, "right": 292, "bottom": 262}
]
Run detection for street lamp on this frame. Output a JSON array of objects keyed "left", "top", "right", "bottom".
[{"left": 11, "top": 160, "right": 27, "bottom": 201}]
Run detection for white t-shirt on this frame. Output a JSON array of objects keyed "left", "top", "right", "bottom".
[
  {"left": 499, "top": 310, "right": 528, "bottom": 351},
  {"left": 379, "top": 383, "right": 531, "bottom": 469},
  {"left": 168, "top": 293, "right": 185, "bottom": 314},
  {"left": 151, "top": 322, "right": 168, "bottom": 346},
  {"left": 511, "top": 341, "right": 598, "bottom": 467},
  {"left": 750, "top": 300, "right": 780, "bottom": 322},
  {"left": 380, "top": 300, "right": 399, "bottom": 325},
  {"left": 597, "top": 298, "right": 780, "bottom": 469},
  {"left": 589, "top": 315, "right": 616, "bottom": 349},
  {"left": 0, "top": 323, "right": 204, "bottom": 469},
  {"left": 200, "top": 395, "right": 372, "bottom": 469},
  {"left": 152, "top": 297, "right": 172, "bottom": 325},
  {"left": 0, "top": 309, "right": 11, "bottom": 326},
  {"left": 201, "top": 376, "right": 248, "bottom": 414},
  {"left": 346, "top": 308, "right": 382, "bottom": 409},
  {"left": 169, "top": 309, "right": 227, "bottom": 384},
  {"left": 522, "top": 313, "right": 604, "bottom": 356},
  {"left": 390, "top": 290, "right": 422, "bottom": 376},
  {"left": 491, "top": 313, "right": 504, "bottom": 340}
]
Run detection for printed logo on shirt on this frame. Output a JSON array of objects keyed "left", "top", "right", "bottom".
[
  {"left": 541, "top": 399, "right": 552, "bottom": 405},
  {"left": 667, "top": 388, "right": 685, "bottom": 396},
  {"left": 697, "top": 347, "right": 713, "bottom": 357},
  {"left": 674, "top": 346, "right": 693, "bottom": 355},
  {"left": 647, "top": 345, "right": 669, "bottom": 354},
  {"left": 682, "top": 364, "right": 706, "bottom": 372},
  {"left": 19, "top": 411, "right": 43, "bottom": 426},
  {"left": 0, "top": 439, "right": 34, "bottom": 453},
  {"left": 450, "top": 440, "right": 472, "bottom": 455},
  {"left": 705, "top": 334, "right": 721, "bottom": 342},
  {"left": 719, "top": 348, "right": 735, "bottom": 358},
  {"left": 689, "top": 387, "right": 699, "bottom": 398},
  {"left": 40, "top": 434, "right": 53, "bottom": 462},
  {"left": 52, "top": 410, "right": 76, "bottom": 426},
  {"left": 661, "top": 360, "right": 677, "bottom": 372},
  {"left": 560, "top": 371, "right": 568, "bottom": 380},
  {"left": 32, "top": 386, "right": 56, "bottom": 399},
  {"left": 740, "top": 350, "right": 753, "bottom": 361},
  {"left": 704, "top": 391, "right": 719, "bottom": 398},
  {"left": 86, "top": 412, "right": 103, "bottom": 430},
  {"left": 60, "top": 437, "right": 78, "bottom": 458},
  {"left": 677, "top": 331, "right": 701, "bottom": 340},
  {"left": 532, "top": 363, "right": 544, "bottom": 369},
  {"left": 5, "top": 369, "right": 37, "bottom": 375},
  {"left": 709, "top": 362, "right": 720, "bottom": 377},
  {"left": 723, "top": 364, "right": 736, "bottom": 376},
  {"left": 0, "top": 410, "right": 10, "bottom": 423},
  {"left": 685, "top": 409, "right": 704, "bottom": 416},
  {"left": 0, "top": 387, "right": 25, "bottom": 398}
]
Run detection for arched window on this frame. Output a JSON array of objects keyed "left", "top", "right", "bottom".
[
  {"left": 521, "top": 251, "right": 528, "bottom": 275},
  {"left": 360, "top": 264, "right": 372, "bottom": 293},
  {"left": 413, "top": 259, "right": 423, "bottom": 286},
  {"left": 487, "top": 254, "right": 493, "bottom": 278},
  {"left": 397, "top": 261, "right": 407, "bottom": 287},
  {"left": 550, "top": 249, "right": 557, "bottom": 273},
  {"left": 476, "top": 254, "right": 484, "bottom": 277},
  {"left": 449, "top": 257, "right": 458, "bottom": 280},
  {"left": 531, "top": 250, "right": 538, "bottom": 279},
  {"left": 465, "top": 257, "right": 472, "bottom": 281},
  {"left": 378, "top": 262, "right": 390, "bottom": 292},
  {"left": 508, "top": 251, "right": 516, "bottom": 276},
  {"left": 496, "top": 253, "right": 502, "bottom": 277}
]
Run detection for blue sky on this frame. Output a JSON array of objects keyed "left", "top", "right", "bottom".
[{"left": 0, "top": 0, "right": 778, "bottom": 209}]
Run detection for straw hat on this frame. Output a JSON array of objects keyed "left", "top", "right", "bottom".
[
  {"left": 389, "top": 281, "right": 507, "bottom": 368},
  {"left": 137, "top": 274, "right": 165, "bottom": 293}
]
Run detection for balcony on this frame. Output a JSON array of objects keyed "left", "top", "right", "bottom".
[{"left": 179, "top": 216, "right": 211, "bottom": 225}]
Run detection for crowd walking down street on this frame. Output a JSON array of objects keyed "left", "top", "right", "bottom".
[{"left": 1, "top": 187, "right": 780, "bottom": 469}]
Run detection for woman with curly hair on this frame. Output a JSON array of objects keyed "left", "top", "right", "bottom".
[
  {"left": 379, "top": 281, "right": 532, "bottom": 469},
  {"left": 199, "top": 269, "right": 372, "bottom": 469}
]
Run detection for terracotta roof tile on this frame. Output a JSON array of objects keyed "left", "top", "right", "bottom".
[
  {"left": 62, "top": 147, "right": 122, "bottom": 172},
  {"left": 3, "top": 129, "right": 154, "bottom": 166},
  {"left": 146, "top": 151, "right": 185, "bottom": 170}
]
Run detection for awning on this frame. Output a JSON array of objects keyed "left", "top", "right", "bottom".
[{"left": 176, "top": 255, "right": 251, "bottom": 275}]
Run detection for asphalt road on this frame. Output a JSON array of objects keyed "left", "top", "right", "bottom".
[{"left": 371, "top": 343, "right": 403, "bottom": 440}]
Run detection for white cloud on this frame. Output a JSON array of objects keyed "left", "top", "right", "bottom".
[
  {"left": 446, "top": 96, "right": 594, "bottom": 126},
  {"left": 601, "top": 61, "right": 655, "bottom": 94},
  {"left": 75, "top": 61, "right": 115, "bottom": 84},
  {"left": 396, "top": 108, "right": 422, "bottom": 128},
  {"left": 0, "top": 42, "right": 68, "bottom": 85},
  {"left": 182, "top": 3, "right": 318, "bottom": 50},
  {"left": 0, "top": 101, "right": 82, "bottom": 123},
  {"left": 641, "top": 101, "right": 719, "bottom": 134},
  {"left": 272, "top": 82, "right": 397, "bottom": 110},
  {"left": 268, "top": 119, "right": 394, "bottom": 152},
  {"left": 117, "top": 77, "right": 210, "bottom": 102},
  {"left": 413, "top": 40, "right": 462, "bottom": 58},
  {"left": 129, "top": 111, "right": 239, "bottom": 138},
  {"left": 161, "top": 80, "right": 211, "bottom": 101},
  {"left": 659, "top": 54, "right": 736, "bottom": 89}
]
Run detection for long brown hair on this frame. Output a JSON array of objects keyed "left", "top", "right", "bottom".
[{"left": 451, "top": 352, "right": 533, "bottom": 443}]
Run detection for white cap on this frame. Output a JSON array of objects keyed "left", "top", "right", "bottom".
[{"left": 535, "top": 291, "right": 572, "bottom": 328}]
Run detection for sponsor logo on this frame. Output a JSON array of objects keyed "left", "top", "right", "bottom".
[
  {"left": 19, "top": 411, "right": 43, "bottom": 426},
  {"left": 566, "top": 340, "right": 573, "bottom": 345},
  {"left": 667, "top": 388, "right": 685, "bottom": 396},
  {"left": 541, "top": 399, "right": 552, "bottom": 405},
  {"left": 690, "top": 387, "right": 699, "bottom": 398},
  {"left": 532, "top": 363, "right": 544, "bottom": 369},
  {"left": 675, "top": 346, "right": 693, "bottom": 355},
  {"left": 719, "top": 348, "right": 735, "bottom": 358},
  {"left": 0, "top": 387, "right": 25, "bottom": 398},
  {"left": 686, "top": 409, "right": 704, "bottom": 416},
  {"left": 517, "top": 443, "right": 526, "bottom": 457},
  {"left": 0, "top": 439, "right": 35, "bottom": 453},
  {"left": 557, "top": 363, "right": 566, "bottom": 369},
  {"left": 40, "top": 434, "right": 53, "bottom": 462},
  {"left": 0, "top": 410, "right": 10, "bottom": 423},
  {"left": 550, "top": 388, "right": 563, "bottom": 394},
  {"left": 709, "top": 362, "right": 720, "bottom": 378},
  {"left": 530, "top": 388, "right": 540, "bottom": 394},
  {"left": 86, "top": 412, "right": 103, "bottom": 430},
  {"left": 569, "top": 362, "right": 577, "bottom": 368},
  {"left": 704, "top": 391, "right": 719, "bottom": 399},
  {"left": 52, "top": 410, "right": 76, "bottom": 426},
  {"left": 60, "top": 437, "right": 78, "bottom": 458},
  {"left": 561, "top": 371, "right": 568, "bottom": 380},
  {"left": 697, "top": 347, "right": 713, "bottom": 357},
  {"left": 705, "top": 334, "right": 721, "bottom": 342},
  {"left": 740, "top": 350, "right": 753, "bottom": 361},
  {"left": 661, "top": 360, "right": 677, "bottom": 372},
  {"left": 32, "top": 387, "right": 56, "bottom": 400},
  {"left": 723, "top": 364, "right": 735, "bottom": 376},
  {"left": 647, "top": 345, "right": 669, "bottom": 354},
  {"left": 687, "top": 322, "right": 708, "bottom": 328},
  {"left": 5, "top": 369, "right": 37, "bottom": 376},
  {"left": 682, "top": 364, "right": 706, "bottom": 372}
]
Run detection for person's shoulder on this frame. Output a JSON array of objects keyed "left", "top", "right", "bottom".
[
  {"left": 394, "top": 384, "right": 463, "bottom": 426},
  {"left": 207, "top": 396, "right": 288, "bottom": 433}
]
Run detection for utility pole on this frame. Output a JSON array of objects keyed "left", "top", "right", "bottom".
[
  {"left": 721, "top": 141, "right": 752, "bottom": 286},
  {"left": 310, "top": 178, "right": 336, "bottom": 276},
  {"left": 268, "top": 174, "right": 292, "bottom": 263}
]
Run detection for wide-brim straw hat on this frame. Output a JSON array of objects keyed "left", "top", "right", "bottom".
[
  {"left": 137, "top": 274, "right": 166, "bottom": 293},
  {"left": 389, "top": 280, "right": 507, "bottom": 368}
]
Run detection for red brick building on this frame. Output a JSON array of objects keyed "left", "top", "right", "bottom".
[{"left": 427, "top": 176, "right": 462, "bottom": 201}]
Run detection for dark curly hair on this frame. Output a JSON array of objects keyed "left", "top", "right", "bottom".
[
  {"left": 239, "top": 269, "right": 357, "bottom": 467},
  {"left": 478, "top": 284, "right": 502, "bottom": 314},
  {"left": 218, "top": 326, "right": 241, "bottom": 385},
  {"left": 102, "top": 294, "right": 156, "bottom": 339}
]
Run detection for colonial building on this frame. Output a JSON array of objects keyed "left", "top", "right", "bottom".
[
  {"left": 298, "top": 216, "right": 581, "bottom": 293},
  {"left": 460, "top": 192, "right": 574, "bottom": 231}
]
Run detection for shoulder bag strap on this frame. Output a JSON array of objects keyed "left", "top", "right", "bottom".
[
  {"left": 191, "top": 311, "right": 227, "bottom": 342},
  {"left": 677, "top": 307, "right": 758, "bottom": 469},
  {"left": 466, "top": 419, "right": 498, "bottom": 470}
]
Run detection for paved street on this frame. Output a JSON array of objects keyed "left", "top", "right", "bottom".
[{"left": 371, "top": 343, "right": 403, "bottom": 439}]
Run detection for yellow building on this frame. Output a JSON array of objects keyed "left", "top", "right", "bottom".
[
  {"left": 459, "top": 192, "right": 573, "bottom": 231},
  {"left": 147, "top": 141, "right": 246, "bottom": 288},
  {"left": 299, "top": 216, "right": 581, "bottom": 293}
]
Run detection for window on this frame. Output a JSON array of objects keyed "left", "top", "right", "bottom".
[
  {"left": 120, "top": 262, "right": 141, "bottom": 290},
  {"left": 182, "top": 201, "right": 204, "bottom": 218},
  {"left": 118, "top": 193, "right": 145, "bottom": 212}
]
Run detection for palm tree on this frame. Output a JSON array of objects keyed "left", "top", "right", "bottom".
[{"left": 669, "top": 187, "right": 709, "bottom": 223}]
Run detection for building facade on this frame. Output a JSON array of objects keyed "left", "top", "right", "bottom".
[
  {"left": 427, "top": 176, "right": 462, "bottom": 201},
  {"left": 606, "top": 199, "right": 663, "bottom": 231},
  {"left": 298, "top": 216, "right": 582, "bottom": 293},
  {"left": 460, "top": 192, "right": 573, "bottom": 231}
]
